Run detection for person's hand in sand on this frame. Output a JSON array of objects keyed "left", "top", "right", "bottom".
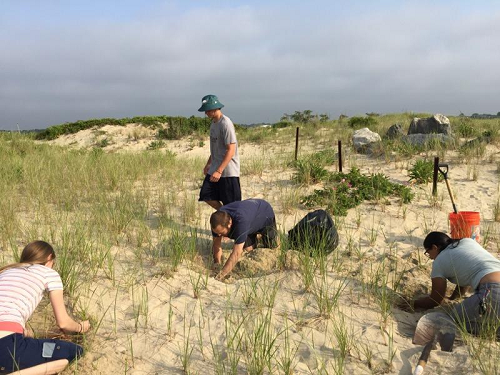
[{"left": 209, "top": 199, "right": 279, "bottom": 280}]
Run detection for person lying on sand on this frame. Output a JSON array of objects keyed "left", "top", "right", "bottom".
[
  {"left": 0, "top": 241, "right": 90, "bottom": 375},
  {"left": 407, "top": 231, "right": 500, "bottom": 337},
  {"left": 210, "top": 199, "right": 279, "bottom": 280}
]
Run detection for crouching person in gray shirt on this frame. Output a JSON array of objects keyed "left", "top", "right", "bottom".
[{"left": 411, "top": 231, "right": 500, "bottom": 337}]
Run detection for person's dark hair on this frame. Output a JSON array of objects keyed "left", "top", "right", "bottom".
[
  {"left": 0, "top": 241, "right": 55, "bottom": 274},
  {"left": 210, "top": 211, "right": 231, "bottom": 230},
  {"left": 423, "top": 231, "right": 460, "bottom": 253}
]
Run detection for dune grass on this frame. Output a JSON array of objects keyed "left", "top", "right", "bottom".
[{"left": 1, "top": 114, "right": 500, "bottom": 373}]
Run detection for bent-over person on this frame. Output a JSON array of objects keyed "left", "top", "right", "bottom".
[
  {"left": 210, "top": 199, "right": 279, "bottom": 280},
  {"left": 411, "top": 231, "right": 500, "bottom": 337}
]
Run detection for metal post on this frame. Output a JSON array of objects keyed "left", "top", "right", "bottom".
[
  {"left": 338, "top": 140, "right": 343, "bottom": 172},
  {"left": 294, "top": 127, "right": 299, "bottom": 161},
  {"left": 432, "top": 157, "right": 439, "bottom": 196}
]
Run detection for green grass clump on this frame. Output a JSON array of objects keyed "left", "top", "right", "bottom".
[
  {"left": 292, "top": 150, "right": 338, "bottom": 185},
  {"left": 302, "top": 167, "right": 414, "bottom": 216},
  {"left": 453, "top": 116, "right": 478, "bottom": 138},
  {"left": 408, "top": 159, "right": 443, "bottom": 184},
  {"left": 293, "top": 159, "right": 328, "bottom": 184}
]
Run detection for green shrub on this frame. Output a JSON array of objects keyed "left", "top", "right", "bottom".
[
  {"left": 156, "top": 116, "right": 210, "bottom": 140},
  {"left": 408, "top": 159, "right": 443, "bottom": 184},
  {"left": 36, "top": 115, "right": 210, "bottom": 140},
  {"left": 272, "top": 121, "right": 292, "bottom": 129},
  {"left": 148, "top": 140, "right": 165, "bottom": 150},
  {"left": 309, "top": 150, "right": 338, "bottom": 166},
  {"left": 293, "top": 160, "right": 328, "bottom": 185},
  {"left": 454, "top": 117, "right": 477, "bottom": 138},
  {"left": 347, "top": 116, "right": 378, "bottom": 129},
  {"left": 302, "top": 168, "right": 414, "bottom": 216},
  {"left": 96, "top": 138, "right": 110, "bottom": 148}
]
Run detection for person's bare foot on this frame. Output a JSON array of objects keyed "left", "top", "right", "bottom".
[{"left": 244, "top": 245, "right": 255, "bottom": 254}]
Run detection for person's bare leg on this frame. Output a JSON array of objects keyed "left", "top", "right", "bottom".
[
  {"left": 205, "top": 200, "right": 222, "bottom": 210},
  {"left": 7, "top": 359, "right": 69, "bottom": 375}
]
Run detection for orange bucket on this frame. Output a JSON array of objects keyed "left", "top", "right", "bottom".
[{"left": 449, "top": 211, "right": 480, "bottom": 242}]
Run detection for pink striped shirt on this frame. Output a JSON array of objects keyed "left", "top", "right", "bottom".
[{"left": 0, "top": 264, "right": 63, "bottom": 328}]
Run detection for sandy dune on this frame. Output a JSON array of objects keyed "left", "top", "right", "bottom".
[{"left": 37, "top": 124, "right": 500, "bottom": 374}]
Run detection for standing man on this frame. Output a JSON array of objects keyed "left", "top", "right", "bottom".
[
  {"left": 210, "top": 199, "right": 279, "bottom": 280},
  {"left": 198, "top": 94, "right": 241, "bottom": 210}
]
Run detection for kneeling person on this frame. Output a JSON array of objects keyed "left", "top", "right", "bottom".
[{"left": 211, "top": 199, "right": 279, "bottom": 280}]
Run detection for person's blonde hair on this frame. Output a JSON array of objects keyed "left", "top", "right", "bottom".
[{"left": 0, "top": 241, "right": 55, "bottom": 274}]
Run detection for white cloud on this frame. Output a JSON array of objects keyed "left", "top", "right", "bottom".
[{"left": 1, "top": 2, "right": 499, "bottom": 129}]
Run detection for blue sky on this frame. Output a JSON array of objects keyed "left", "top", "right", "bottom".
[{"left": 1, "top": 1, "right": 499, "bottom": 130}]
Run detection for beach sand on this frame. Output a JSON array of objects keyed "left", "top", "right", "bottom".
[{"left": 42, "top": 124, "right": 500, "bottom": 374}]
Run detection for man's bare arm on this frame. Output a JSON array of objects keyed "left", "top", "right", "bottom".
[
  {"left": 210, "top": 143, "right": 236, "bottom": 182},
  {"left": 216, "top": 242, "right": 244, "bottom": 280},
  {"left": 212, "top": 236, "right": 223, "bottom": 264}
]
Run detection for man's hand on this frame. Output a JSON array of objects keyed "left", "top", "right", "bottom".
[
  {"left": 210, "top": 170, "right": 222, "bottom": 182},
  {"left": 211, "top": 262, "right": 223, "bottom": 274},
  {"left": 215, "top": 271, "right": 227, "bottom": 281}
]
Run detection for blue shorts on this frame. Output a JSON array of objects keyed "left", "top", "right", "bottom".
[
  {"left": 243, "top": 216, "right": 278, "bottom": 249},
  {"left": 199, "top": 175, "right": 241, "bottom": 205},
  {"left": 0, "top": 334, "right": 83, "bottom": 373}
]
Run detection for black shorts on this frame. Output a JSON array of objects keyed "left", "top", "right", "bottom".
[
  {"left": 199, "top": 175, "right": 241, "bottom": 205},
  {"left": 244, "top": 217, "right": 279, "bottom": 249},
  {"left": 0, "top": 334, "right": 83, "bottom": 373}
]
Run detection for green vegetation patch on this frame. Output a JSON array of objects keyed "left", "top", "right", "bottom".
[
  {"left": 408, "top": 159, "right": 443, "bottom": 184},
  {"left": 347, "top": 116, "right": 378, "bottom": 129},
  {"left": 302, "top": 167, "right": 414, "bottom": 216},
  {"left": 293, "top": 150, "right": 338, "bottom": 184},
  {"left": 36, "top": 115, "right": 210, "bottom": 140}
]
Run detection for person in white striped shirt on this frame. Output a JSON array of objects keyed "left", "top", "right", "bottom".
[{"left": 0, "top": 241, "right": 90, "bottom": 374}]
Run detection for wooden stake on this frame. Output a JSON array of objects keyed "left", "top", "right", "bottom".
[
  {"left": 295, "top": 127, "right": 299, "bottom": 161},
  {"left": 338, "top": 140, "right": 343, "bottom": 172}
]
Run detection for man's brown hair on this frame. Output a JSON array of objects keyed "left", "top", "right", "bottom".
[{"left": 210, "top": 211, "right": 231, "bottom": 230}]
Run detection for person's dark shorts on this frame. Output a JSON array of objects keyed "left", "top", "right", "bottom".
[
  {"left": 244, "top": 217, "right": 279, "bottom": 249},
  {"left": 199, "top": 175, "right": 241, "bottom": 205},
  {"left": 0, "top": 334, "right": 83, "bottom": 373}
]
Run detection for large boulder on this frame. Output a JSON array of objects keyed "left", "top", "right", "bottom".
[
  {"left": 402, "top": 133, "right": 454, "bottom": 146},
  {"left": 408, "top": 114, "right": 452, "bottom": 135},
  {"left": 386, "top": 123, "right": 404, "bottom": 139},
  {"left": 352, "top": 128, "right": 381, "bottom": 153}
]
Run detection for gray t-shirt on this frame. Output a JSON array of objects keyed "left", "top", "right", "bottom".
[
  {"left": 431, "top": 238, "right": 500, "bottom": 290},
  {"left": 209, "top": 114, "right": 240, "bottom": 177}
]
